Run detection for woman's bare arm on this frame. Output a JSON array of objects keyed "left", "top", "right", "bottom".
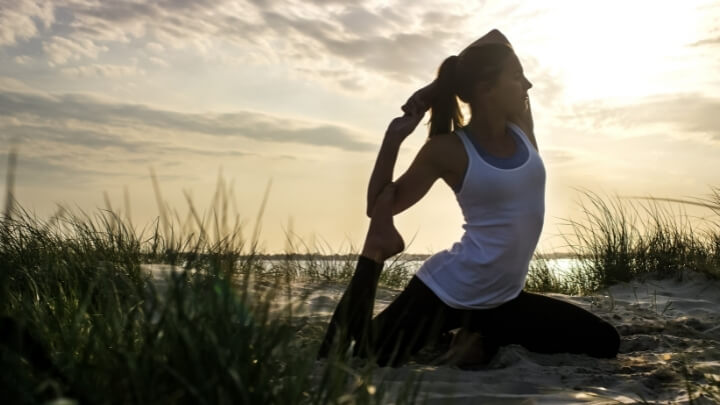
[
  {"left": 367, "top": 135, "right": 444, "bottom": 218},
  {"left": 366, "top": 84, "right": 436, "bottom": 217},
  {"left": 366, "top": 136, "right": 403, "bottom": 217}
]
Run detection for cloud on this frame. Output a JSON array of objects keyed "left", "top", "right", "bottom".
[
  {"left": 0, "top": 0, "right": 54, "bottom": 46},
  {"left": 319, "top": 30, "right": 454, "bottom": 82},
  {"left": 690, "top": 36, "right": 720, "bottom": 47},
  {"left": 336, "top": 5, "right": 393, "bottom": 36},
  {"left": 0, "top": 86, "right": 329, "bottom": 187},
  {"left": 0, "top": 121, "right": 269, "bottom": 185},
  {"left": 293, "top": 67, "right": 367, "bottom": 91},
  {"left": 563, "top": 93, "right": 720, "bottom": 141},
  {"left": 60, "top": 63, "right": 146, "bottom": 78},
  {"left": 14, "top": 55, "right": 33, "bottom": 65},
  {"left": 0, "top": 89, "right": 376, "bottom": 152},
  {"left": 1, "top": 121, "right": 147, "bottom": 152},
  {"left": 148, "top": 56, "right": 168, "bottom": 67},
  {"left": 0, "top": 150, "right": 128, "bottom": 188},
  {"left": 259, "top": 8, "right": 457, "bottom": 82},
  {"left": 0, "top": 76, "right": 43, "bottom": 93},
  {"left": 146, "top": 42, "right": 165, "bottom": 52},
  {"left": 43, "top": 36, "right": 109, "bottom": 66},
  {"left": 2, "top": 0, "right": 481, "bottom": 87}
]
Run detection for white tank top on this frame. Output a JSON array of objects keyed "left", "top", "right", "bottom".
[{"left": 415, "top": 122, "right": 546, "bottom": 309}]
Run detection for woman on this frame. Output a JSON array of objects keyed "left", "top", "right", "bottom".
[{"left": 317, "top": 29, "right": 621, "bottom": 367}]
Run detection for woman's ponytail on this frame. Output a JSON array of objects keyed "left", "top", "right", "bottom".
[
  {"left": 429, "top": 55, "right": 463, "bottom": 138},
  {"left": 427, "top": 44, "right": 514, "bottom": 138}
]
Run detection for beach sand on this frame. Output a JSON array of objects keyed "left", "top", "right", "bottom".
[
  {"left": 294, "top": 272, "right": 720, "bottom": 404},
  {"left": 146, "top": 265, "right": 720, "bottom": 404}
]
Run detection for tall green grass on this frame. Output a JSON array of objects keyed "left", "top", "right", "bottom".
[
  {"left": 0, "top": 155, "right": 422, "bottom": 404},
  {"left": 0, "top": 207, "right": 427, "bottom": 404},
  {"left": 525, "top": 187, "right": 720, "bottom": 295}
]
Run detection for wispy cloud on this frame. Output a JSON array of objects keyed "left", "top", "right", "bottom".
[
  {"left": 60, "top": 63, "right": 146, "bottom": 78},
  {"left": 563, "top": 93, "right": 720, "bottom": 142},
  {"left": 148, "top": 56, "right": 168, "bottom": 67},
  {"left": 0, "top": 0, "right": 54, "bottom": 46},
  {"left": 690, "top": 36, "right": 720, "bottom": 47},
  {"left": 0, "top": 150, "right": 129, "bottom": 188},
  {"left": 0, "top": 89, "right": 376, "bottom": 152},
  {"left": 13, "top": 55, "right": 33, "bottom": 65},
  {"left": 43, "top": 36, "right": 109, "bottom": 66},
  {"left": 2, "top": 0, "right": 483, "bottom": 88},
  {"left": 0, "top": 85, "right": 362, "bottom": 187}
]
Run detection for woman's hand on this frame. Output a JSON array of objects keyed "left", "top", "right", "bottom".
[
  {"left": 386, "top": 81, "right": 437, "bottom": 144},
  {"left": 401, "top": 80, "right": 437, "bottom": 116},
  {"left": 384, "top": 112, "right": 425, "bottom": 144}
]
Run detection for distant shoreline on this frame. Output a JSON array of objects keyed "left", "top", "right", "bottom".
[{"left": 241, "top": 252, "right": 582, "bottom": 261}]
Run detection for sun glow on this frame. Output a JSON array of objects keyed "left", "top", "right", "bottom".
[{"left": 525, "top": 0, "right": 709, "bottom": 102}]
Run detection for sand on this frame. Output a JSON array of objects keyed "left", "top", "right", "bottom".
[
  {"left": 297, "top": 272, "right": 720, "bottom": 404},
  {"left": 145, "top": 265, "right": 720, "bottom": 404}
]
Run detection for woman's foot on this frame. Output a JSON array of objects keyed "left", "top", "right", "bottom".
[
  {"left": 432, "top": 329, "right": 492, "bottom": 368},
  {"left": 362, "top": 183, "right": 405, "bottom": 262}
]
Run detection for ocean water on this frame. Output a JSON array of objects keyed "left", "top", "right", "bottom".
[{"left": 256, "top": 257, "right": 583, "bottom": 279}]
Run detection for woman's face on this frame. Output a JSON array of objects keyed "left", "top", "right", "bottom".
[{"left": 485, "top": 52, "right": 533, "bottom": 116}]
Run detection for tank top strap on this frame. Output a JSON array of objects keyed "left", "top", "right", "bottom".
[{"left": 454, "top": 127, "right": 474, "bottom": 155}]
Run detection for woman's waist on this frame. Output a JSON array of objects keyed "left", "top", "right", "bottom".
[
  {"left": 460, "top": 205, "right": 544, "bottom": 222},
  {"left": 417, "top": 252, "right": 530, "bottom": 295},
  {"left": 460, "top": 216, "right": 544, "bottom": 240},
  {"left": 446, "top": 233, "right": 536, "bottom": 263}
]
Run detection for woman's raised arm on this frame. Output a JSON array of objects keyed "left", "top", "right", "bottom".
[
  {"left": 366, "top": 83, "right": 437, "bottom": 217},
  {"left": 366, "top": 113, "right": 423, "bottom": 217}
]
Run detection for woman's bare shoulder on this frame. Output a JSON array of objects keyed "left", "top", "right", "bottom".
[
  {"left": 424, "top": 132, "right": 467, "bottom": 185},
  {"left": 428, "top": 131, "right": 463, "bottom": 146},
  {"left": 425, "top": 132, "right": 464, "bottom": 158}
]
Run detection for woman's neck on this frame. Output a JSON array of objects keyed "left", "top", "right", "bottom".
[{"left": 465, "top": 114, "right": 507, "bottom": 140}]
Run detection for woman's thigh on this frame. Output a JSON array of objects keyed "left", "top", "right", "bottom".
[
  {"left": 471, "top": 291, "right": 621, "bottom": 358},
  {"left": 368, "top": 277, "right": 461, "bottom": 366}
]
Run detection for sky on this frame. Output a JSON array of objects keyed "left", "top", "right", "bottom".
[{"left": 1, "top": 0, "right": 719, "bottom": 255}]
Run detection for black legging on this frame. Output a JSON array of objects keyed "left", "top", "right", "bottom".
[{"left": 318, "top": 256, "right": 621, "bottom": 367}]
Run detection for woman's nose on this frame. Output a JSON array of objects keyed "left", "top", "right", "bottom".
[{"left": 524, "top": 77, "right": 533, "bottom": 90}]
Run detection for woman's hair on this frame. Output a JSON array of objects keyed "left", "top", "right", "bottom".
[{"left": 428, "top": 43, "right": 515, "bottom": 137}]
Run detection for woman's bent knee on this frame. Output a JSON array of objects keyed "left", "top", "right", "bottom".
[{"left": 590, "top": 321, "right": 621, "bottom": 358}]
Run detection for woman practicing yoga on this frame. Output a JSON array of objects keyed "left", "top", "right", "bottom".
[{"left": 317, "top": 29, "right": 621, "bottom": 367}]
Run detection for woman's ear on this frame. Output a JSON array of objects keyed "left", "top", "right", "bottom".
[
  {"left": 466, "top": 80, "right": 498, "bottom": 106},
  {"left": 474, "top": 80, "right": 494, "bottom": 95}
]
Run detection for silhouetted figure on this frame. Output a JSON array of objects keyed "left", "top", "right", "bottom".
[{"left": 318, "top": 29, "right": 620, "bottom": 367}]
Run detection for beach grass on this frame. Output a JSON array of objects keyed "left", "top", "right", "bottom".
[
  {"left": 0, "top": 207, "right": 425, "bottom": 404},
  {"left": 0, "top": 158, "right": 423, "bottom": 403},
  {"left": 525, "top": 187, "right": 720, "bottom": 295}
]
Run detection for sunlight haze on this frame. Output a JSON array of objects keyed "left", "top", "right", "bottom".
[{"left": 1, "top": 0, "right": 719, "bottom": 254}]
